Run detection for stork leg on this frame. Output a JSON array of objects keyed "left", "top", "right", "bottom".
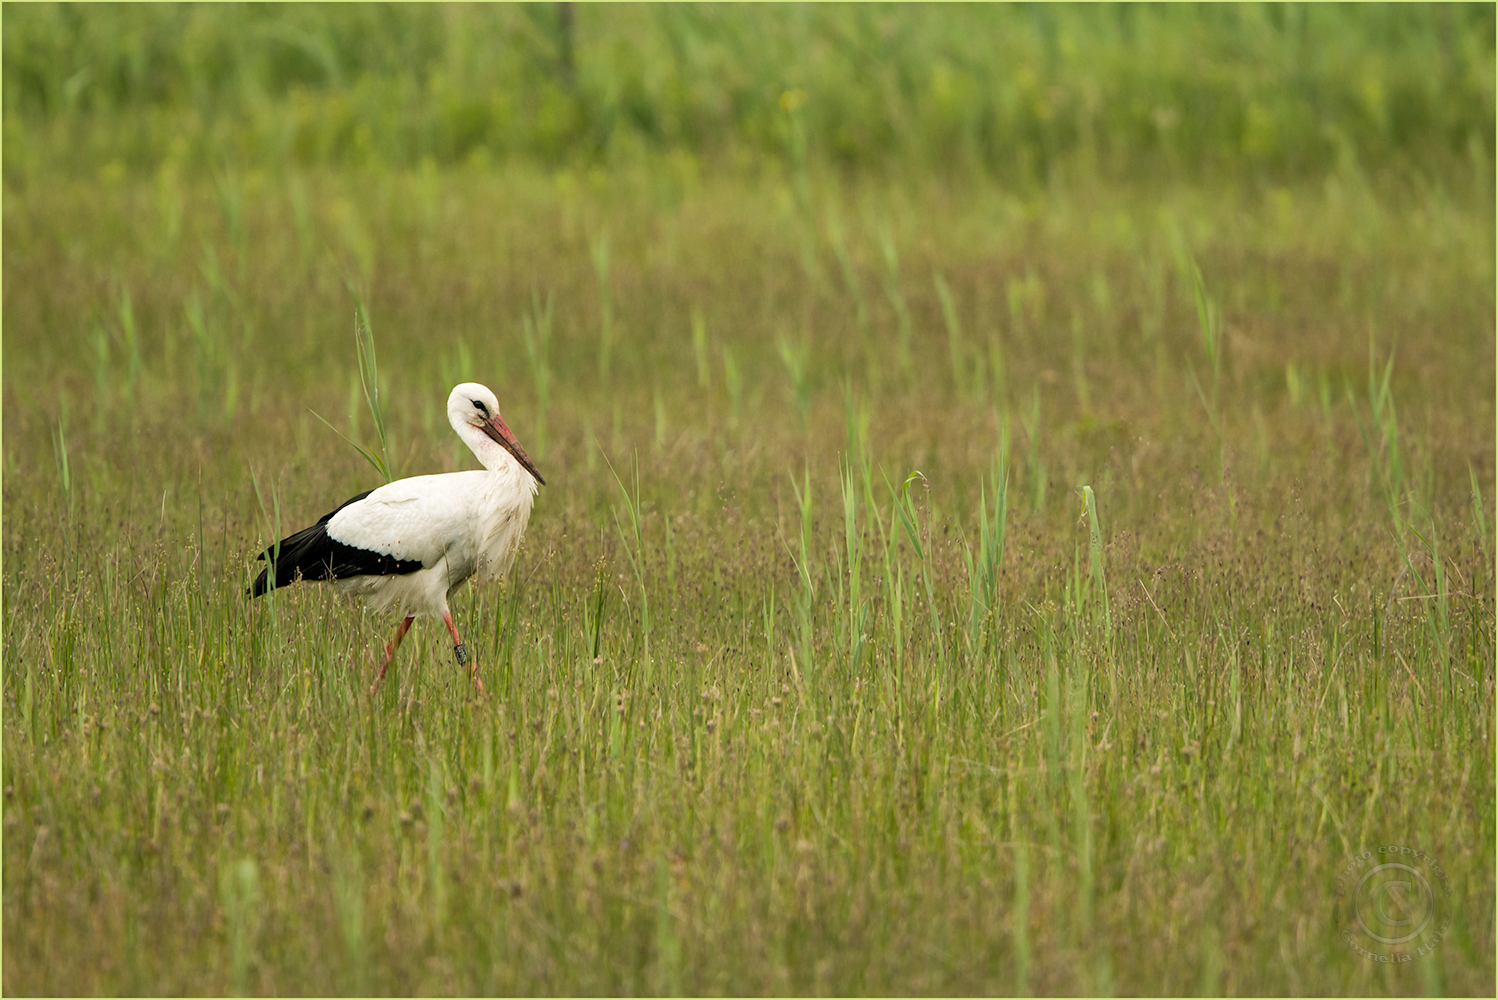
[
  {"left": 370, "top": 616, "right": 416, "bottom": 694},
  {"left": 442, "top": 610, "right": 484, "bottom": 694}
]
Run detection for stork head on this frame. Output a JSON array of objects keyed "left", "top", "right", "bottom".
[{"left": 447, "top": 382, "right": 545, "bottom": 485}]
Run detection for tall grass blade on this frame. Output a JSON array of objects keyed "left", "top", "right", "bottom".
[
  {"left": 592, "top": 233, "right": 613, "bottom": 379},
  {"left": 878, "top": 225, "right": 913, "bottom": 377},
  {"left": 934, "top": 271, "right": 966, "bottom": 399},
  {"left": 350, "top": 293, "right": 393, "bottom": 483},
  {"left": 522, "top": 288, "right": 555, "bottom": 460}
]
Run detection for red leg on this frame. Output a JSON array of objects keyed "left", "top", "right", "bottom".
[
  {"left": 442, "top": 610, "right": 483, "bottom": 694},
  {"left": 370, "top": 616, "right": 415, "bottom": 694}
]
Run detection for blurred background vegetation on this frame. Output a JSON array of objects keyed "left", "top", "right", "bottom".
[{"left": 4, "top": 2, "right": 1494, "bottom": 189}]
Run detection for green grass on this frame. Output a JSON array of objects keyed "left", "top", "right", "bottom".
[
  {"left": 3, "top": 6, "right": 1496, "bottom": 996},
  {"left": 4, "top": 161, "right": 1493, "bottom": 995}
]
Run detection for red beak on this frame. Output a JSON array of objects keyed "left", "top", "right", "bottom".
[{"left": 482, "top": 414, "right": 546, "bottom": 485}]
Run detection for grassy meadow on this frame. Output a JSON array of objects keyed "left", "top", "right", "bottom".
[{"left": 3, "top": 4, "right": 1496, "bottom": 996}]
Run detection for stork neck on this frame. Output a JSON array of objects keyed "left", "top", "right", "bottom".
[{"left": 454, "top": 420, "right": 513, "bottom": 474}]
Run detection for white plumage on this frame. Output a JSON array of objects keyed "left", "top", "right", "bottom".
[{"left": 252, "top": 382, "right": 544, "bottom": 692}]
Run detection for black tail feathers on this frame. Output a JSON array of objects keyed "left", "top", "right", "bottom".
[{"left": 249, "top": 489, "right": 421, "bottom": 598}]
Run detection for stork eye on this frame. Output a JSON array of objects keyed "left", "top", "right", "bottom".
[{"left": 472, "top": 399, "right": 489, "bottom": 416}]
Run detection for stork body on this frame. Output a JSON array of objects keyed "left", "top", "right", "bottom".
[{"left": 251, "top": 383, "right": 544, "bottom": 692}]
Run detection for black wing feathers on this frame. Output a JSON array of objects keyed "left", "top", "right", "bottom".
[{"left": 249, "top": 490, "right": 424, "bottom": 597}]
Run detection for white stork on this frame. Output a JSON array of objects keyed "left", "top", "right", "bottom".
[{"left": 251, "top": 382, "right": 544, "bottom": 694}]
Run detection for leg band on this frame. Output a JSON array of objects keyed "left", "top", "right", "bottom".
[{"left": 454, "top": 642, "right": 469, "bottom": 665}]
